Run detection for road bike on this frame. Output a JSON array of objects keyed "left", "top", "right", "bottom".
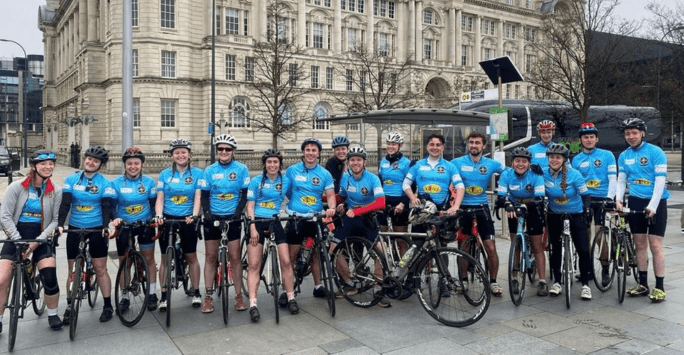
[
  {"left": 504, "top": 202, "right": 537, "bottom": 306},
  {"left": 212, "top": 216, "right": 243, "bottom": 325},
  {"left": 160, "top": 217, "right": 195, "bottom": 327},
  {"left": 456, "top": 205, "right": 491, "bottom": 279},
  {"left": 112, "top": 220, "right": 152, "bottom": 327}
]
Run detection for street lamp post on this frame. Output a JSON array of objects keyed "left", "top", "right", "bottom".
[{"left": 0, "top": 39, "right": 28, "bottom": 168}]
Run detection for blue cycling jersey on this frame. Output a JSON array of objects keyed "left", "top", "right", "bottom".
[
  {"left": 62, "top": 171, "right": 116, "bottom": 228},
  {"left": 285, "top": 162, "right": 335, "bottom": 214},
  {"left": 247, "top": 173, "right": 291, "bottom": 218},
  {"left": 451, "top": 155, "right": 504, "bottom": 205},
  {"left": 571, "top": 148, "right": 617, "bottom": 198},
  {"left": 203, "top": 160, "right": 250, "bottom": 215},
  {"left": 157, "top": 167, "right": 206, "bottom": 217},
  {"left": 497, "top": 168, "right": 545, "bottom": 202},
  {"left": 404, "top": 158, "right": 463, "bottom": 205},
  {"left": 618, "top": 142, "right": 670, "bottom": 200},
  {"left": 378, "top": 155, "right": 411, "bottom": 197},
  {"left": 111, "top": 174, "right": 157, "bottom": 223},
  {"left": 18, "top": 183, "right": 44, "bottom": 224},
  {"left": 543, "top": 167, "right": 589, "bottom": 213},
  {"left": 528, "top": 141, "right": 555, "bottom": 169},
  {"left": 340, "top": 170, "right": 385, "bottom": 209}
]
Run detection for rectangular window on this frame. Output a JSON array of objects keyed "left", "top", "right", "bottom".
[
  {"left": 291, "top": 19, "right": 296, "bottom": 44},
  {"left": 506, "top": 0, "right": 512, "bottom": 4},
  {"left": 161, "top": 100, "right": 175, "bottom": 127},
  {"left": 424, "top": 39, "right": 432, "bottom": 60},
  {"left": 311, "top": 66, "right": 319, "bottom": 88},
  {"left": 313, "top": 23, "right": 324, "bottom": 48},
  {"left": 526, "top": 28, "right": 536, "bottom": 42},
  {"left": 525, "top": 54, "right": 533, "bottom": 72},
  {"left": 328, "top": 25, "right": 332, "bottom": 49},
  {"left": 349, "top": 0, "right": 355, "bottom": 11},
  {"left": 506, "top": 84, "right": 511, "bottom": 99},
  {"left": 133, "top": 99, "right": 140, "bottom": 127},
  {"left": 515, "top": 85, "right": 520, "bottom": 99},
  {"left": 226, "top": 8, "right": 239, "bottom": 34},
  {"left": 388, "top": 2, "right": 394, "bottom": 18},
  {"left": 245, "top": 57, "right": 254, "bottom": 81},
  {"left": 132, "top": 49, "right": 138, "bottom": 77},
  {"left": 161, "top": 0, "right": 175, "bottom": 29},
  {"left": 325, "top": 0, "right": 331, "bottom": 7},
  {"left": 461, "top": 45, "right": 468, "bottom": 66},
  {"left": 505, "top": 24, "right": 516, "bottom": 39},
  {"left": 374, "top": 0, "right": 378, "bottom": 15},
  {"left": 462, "top": 16, "right": 473, "bottom": 32},
  {"left": 215, "top": 11, "right": 221, "bottom": 35},
  {"left": 244, "top": 10, "right": 249, "bottom": 35},
  {"left": 526, "top": 0, "right": 531, "bottom": 8},
  {"left": 358, "top": 0, "right": 364, "bottom": 13},
  {"left": 314, "top": 0, "right": 321, "bottom": 4},
  {"left": 341, "top": 0, "right": 346, "bottom": 10},
  {"left": 132, "top": 0, "right": 139, "bottom": 27},
  {"left": 326, "top": 67, "right": 334, "bottom": 89},
  {"left": 484, "top": 48, "right": 492, "bottom": 60},
  {"left": 278, "top": 19, "right": 287, "bottom": 44},
  {"left": 289, "top": 63, "right": 297, "bottom": 87},
  {"left": 346, "top": 69, "right": 353, "bottom": 91},
  {"left": 226, "top": 55, "right": 236, "bottom": 80},
  {"left": 378, "top": 33, "right": 388, "bottom": 56},
  {"left": 346, "top": 124, "right": 359, "bottom": 130},
  {"left": 348, "top": 28, "right": 357, "bottom": 51},
  {"left": 483, "top": 20, "right": 489, "bottom": 35},
  {"left": 360, "top": 71, "right": 367, "bottom": 91},
  {"left": 161, "top": 51, "right": 175, "bottom": 78},
  {"left": 423, "top": 9, "right": 432, "bottom": 24},
  {"left": 379, "top": 0, "right": 386, "bottom": 16}
]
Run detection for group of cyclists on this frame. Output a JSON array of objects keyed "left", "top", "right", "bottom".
[{"left": 0, "top": 115, "right": 669, "bottom": 332}]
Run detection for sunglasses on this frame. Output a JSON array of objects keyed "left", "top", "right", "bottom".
[
  {"left": 125, "top": 147, "right": 142, "bottom": 154},
  {"left": 217, "top": 147, "right": 233, "bottom": 152},
  {"left": 35, "top": 153, "right": 56, "bottom": 160}
]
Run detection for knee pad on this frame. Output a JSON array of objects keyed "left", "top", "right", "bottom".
[{"left": 40, "top": 267, "right": 60, "bottom": 296}]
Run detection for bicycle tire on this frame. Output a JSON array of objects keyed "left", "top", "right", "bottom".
[
  {"left": 563, "top": 237, "right": 572, "bottom": 309},
  {"left": 87, "top": 264, "right": 99, "bottom": 308},
  {"left": 240, "top": 236, "right": 249, "bottom": 297},
  {"left": 591, "top": 227, "right": 614, "bottom": 292},
  {"left": 508, "top": 235, "right": 525, "bottom": 306},
  {"left": 8, "top": 264, "right": 21, "bottom": 351},
  {"left": 69, "top": 257, "right": 84, "bottom": 340},
  {"left": 416, "top": 247, "right": 490, "bottom": 327},
  {"left": 219, "top": 250, "right": 230, "bottom": 325},
  {"left": 625, "top": 233, "right": 639, "bottom": 283},
  {"left": 525, "top": 234, "right": 537, "bottom": 284},
  {"left": 319, "top": 246, "right": 336, "bottom": 317},
  {"left": 617, "top": 245, "right": 626, "bottom": 304},
  {"left": 31, "top": 270, "right": 46, "bottom": 316},
  {"left": 267, "top": 245, "right": 280, "bottom": 323},
  {"left": 462, "top": 236, "right": 489, "bottom": 280},
  {"left": 331, "top": 237, "right": 386, "bottom": 308},
  {"left": 164, "top": 247, "right": 174, "bottom": 327},
  {"left": 115, "top": 251, "right": 149, "bottom": 327}
]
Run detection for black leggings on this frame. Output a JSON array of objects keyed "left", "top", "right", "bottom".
[{"left": 547, "top": 213, "right": 591, "bottom": 285}]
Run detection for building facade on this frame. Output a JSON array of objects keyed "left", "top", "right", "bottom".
[
  {"left": 38, "top": 0, "right": 555, "bottom": 172},
  {"left": 0, "top": 55, "right": 45, "bottom": 149}
]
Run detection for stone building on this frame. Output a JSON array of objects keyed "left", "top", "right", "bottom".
[{"left": 38, "top": 0, "right": 556, "bottom": 172}]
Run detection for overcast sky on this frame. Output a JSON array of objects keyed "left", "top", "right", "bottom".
[{"left": 0, "top": 0, "right": 677, "bottom": 59}]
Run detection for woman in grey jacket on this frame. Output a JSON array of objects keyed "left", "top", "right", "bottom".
[{"left": 0, "top": 150, "right": 63, "bottom": 331}]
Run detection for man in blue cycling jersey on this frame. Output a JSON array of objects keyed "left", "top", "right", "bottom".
[
  {"left": 451, "top": 132, "right": 505, "bottom": 296},
  {"left": 529, "top": 120, "right": 558, "bottom": 169}
]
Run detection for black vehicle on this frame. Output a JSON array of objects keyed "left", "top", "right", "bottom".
[
  {"left": 462, "top": 99, "right": 663, "bottom": 156},
  {"left": 0, "top": 146, "right": 11, "bottom": 175}
]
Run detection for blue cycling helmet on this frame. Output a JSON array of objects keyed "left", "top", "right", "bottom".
[
  {"left": 578, "top": 122, "right": 598, "bottom": 137},
  {"left": 331, "top": 135, "right": 351, "bottom": 148},
  {"left": 301, "top": 137, "right": 322, "bottom": 151}
]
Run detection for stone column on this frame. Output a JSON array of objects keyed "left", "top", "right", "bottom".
[
  {"left": 220, "top": 7, "right": 225, "bottom": 35},
  {"left": 334, "top": 0, "right": 341, "bottom": 52},
  {"left": 366, "top": 2, "right": 373, "bottom": 53},
  {"left": 45, "top": 34, "right": 53, "bottom": 81},
  {"left": 260, "top": 0, "right": 267, "bottom": 40},
  {"left": 448, "top": 7, "right": 455, "bottom": 65},
  {"left": 79, "top": 0, "right": 87, "bottom": 45},
  {"left": 455, "top": 9, "right": 462, "bottom": 66},
  {"left": 408, "top": 0, "right": 415, "bottom": 60},
  {"left": 474, "top": 15, "right": 481, "bottom": 64},
  {"left": 87, "top": 0, "right": 97, "bottom": 42},
  {"left": 298, "top": 0, "right": 306, "bottom": 46},
  {"left": 497, "top": 20, "right": 504, "bottom": 56},
  {"left": 415, "top": 0, "right": 422, "bottom": 62},
  {"left": 396, "top": 1, "right": 404, "bottom": 59},
  {"left": 518, "top": 25, "right": 526, "bottom": 71}
]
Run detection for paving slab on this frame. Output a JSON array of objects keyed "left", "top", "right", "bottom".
[
  {"left": 385, "top": 337, "right": 478, "bottom": 355},
  {"left": 501, "top": 311, "right": 577, "bottom": 337},
  {"left": 465, "top": 331, "right": 559, "bottom": 354},
  {"left": 589, "top": 338, "right": 661, "bottom": 355},
  {"left": 621, "top": 318, "right": 684, "bottom": 347},
  {"left": 541, "top": 322, "right": 629, "bottom": 353}
]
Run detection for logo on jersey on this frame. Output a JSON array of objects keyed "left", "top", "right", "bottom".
[
  {"left": 125, "top": 205, "right": 143, "bottom": 215},
  {"left": 525, "top": 184, "right": 533, "bottom": 192},
  {"left": 479, "top": 166, "right": 488, "bottom": 175},
  {"left": 259, "top": 201, "right": 276, "bottom": 209},
  {"left": 218, "top": 193, "right": 234, "bottom": 200},
  {"left": 76, "top": 205, "right": 94, "bottom": 212},
  {"left": 639, "top": 156, "right": 649, "bottom": 166},
  {"left": 633, "top": 178, "right": 651, "bottom": 185},
  {"left": 137, "top": 185, "right": 146, "bottom": 194},
  {"left": 311, "top": 177, "right": 321, "bottom": 186},
  {"left": 89, "top": 185, "right": 99, "bottom": 194},
  {"left": 553, "top": 197, "right": 569, "bottom": 205},
  {"left": 465, "top": 186, "right": 483, "bottom": 195},
  {"left": 171, "top": 195, "right": 188, "bottom": 204},
  {"left": 392, "top": 162, "right": 400, "bottom": 169},
  {"left": 300, "top": 195, "right": 317, "bottom": 206},
  {"left": 586, "top": 180, "right": 601, "bottom": 188},
  {"left": 422, "top": 184, "right": 441, "bottom": 193},
  {"left": 361, "top": 187, "right": 369, "bottom": 196},
  {"left": 229, "top": 172, "right": 237, "bottom": 181},
  {"left": 22, "top": 212, "right": 41, "bottom": 218},
  {"left": 275, "top": 183, "right": 283, "bottom": 192},
  {"left": 383, "top": 179, "right": 394, "bottom": 185},
  {"left": 436, "top": 167, "right": 446, "bottom": 174},
  {"left": 593, "top": 159, "right": 602, "bottom": 168},
  {"left": 184, "top": 177, "right": 194, "bottom": 184}
]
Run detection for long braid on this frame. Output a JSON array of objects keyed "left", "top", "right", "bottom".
[
  {"left": 259, "top": 167, "right": 267, "bottom": 198},
  {"left": 560, "top": 164, "right": 568, "bottom": 200}
]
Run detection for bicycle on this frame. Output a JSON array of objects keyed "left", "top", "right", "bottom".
[
  {"left": 503, "top": 201, "right": 537, "bottom": 306},
  {"left": 160, "top": 217, "right": 195, "bottom": 327},
  {"left": 548, "top": 212, "right": 576, "bottom": 309},
  {"left": 372, "top": 207, "right": 413, "bottom": 300},
  {"left": 212, "top": 216, "right": 243, "bottom": 325},
  {"left": 0, "top": 239, "right": 48, "bottom": 352},
  {"left": 332, "top": 213, "right": 491, "bottom": 327},
  {"left": 64, "top": 227, "right": 105, "bottom": 340},
  {"left": 456, "top": 205, "right": 491, "bottom": 280},
  {"left": 112, "top": 220, "right": 152, "bottom": 327}
]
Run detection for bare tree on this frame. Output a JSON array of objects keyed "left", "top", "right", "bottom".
[
  {"left": 527, "top": 0, "right": 641, "bottom": 121},
  {"left": 247, "top": 0, "right": 312, "bottom": 148}
]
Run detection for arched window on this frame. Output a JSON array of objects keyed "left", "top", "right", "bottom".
[
  {"left": 229, "top": 97, "right": 250, "bottom": 127},
  {"left": 313, "top": 103, "right": 329, "bottom": 130}
]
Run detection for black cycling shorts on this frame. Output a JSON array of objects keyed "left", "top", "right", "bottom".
[
  {"left": 159, "top": 214, "right": 200, "bottom": 254},
  {"left": 377, "top": 196, "right": 410, "bottom": 227},
  {"left": 507, "top": 203, "right": 544, "bottom": 236},
  {"left": 115, "top": 225, "right": 155, "bottom": 257},
  {"left": 251, "top": 220, "right": 287, "bottom": 245},
  {"left": 66, "top": 225, "right": 108, "bottom": 259},
  {"left": 0, "top": 223, "right": 54, "bottom": 262},
  {"left": 627, "top": 196, "right": 667, "bottom": 237},
  {"left": 285, "top": 219, "right": 318, "bottom": 245},
  {"left": 203, "top": 215, "right": 242, "bottom": 242},
  {"left": 459, "top": 205, "right": 496, "bottom": 241}
]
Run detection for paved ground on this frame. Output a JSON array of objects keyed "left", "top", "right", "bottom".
[{"left": 0, "top": 154, "right": 683, "bottom": 354}]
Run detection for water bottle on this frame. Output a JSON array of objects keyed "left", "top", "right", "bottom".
[
  {"left": 24, "top": 259, "right": 33, "bottom": 278},
  {"left": 301, "top": 237, "right": 315, "bottom": 262},
  {"left": 394, "top": 245, "right": 417, "bottom": 279}
]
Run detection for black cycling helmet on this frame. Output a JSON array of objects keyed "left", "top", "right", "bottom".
[
  {"left": 122, "top": 147, "right": 145, "bottom": 163},
  {"left": 346, "top": 147, "right": 367, "bottom": 160},
  {"left": 578, "top": 122, "right": 599, "bottom": 137},
  {"left": 331, "top": 135, "right": 351, "bottom": 148},
  {"left": 169, "top": 139, "right": 192, "bottom": 152},
  {"left": 620, "top": 118, "right": 647, "bottom": 132},
  {"left": 262, "top": 148, "right": 283, "bottom": 164},
  {"left": 301, "top": 137, "right": 322, "bottom": 151},
  {"left": 510, "top": 147, "right": 532, "bottom": 161},
  {"left": 29, "top": 149, "right": 57, "bottom": 164},
  {"left": 84, "top": 145, "right": 109, "bottom": 164},
  {"left": 546, "top": 143, "right": 569, "bottom": 158}
]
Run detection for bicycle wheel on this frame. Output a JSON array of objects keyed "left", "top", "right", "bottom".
[
  {"left": 331, "top": 237, "right": 387, "bottom": 308},
  {"left": 115, "top": 251, "right": 149, "bottom": 327},
  {"left": 462, "top": 236, "right": 489, "bottom": 279},
  {"left": 87, "top": 264, "right": 99, "bottom": 308},
  {"left": 617, "top": 244, "right": 627, "bottom": 304},
  {"left": 240, "top": 236, "right": 249, "bottom": 297},
  {"left": 8, "top": 265, "right": 22, "bottom": 352},
  {"left": 164, "top": 247, "right": 174, "bottom": 327},
  {"left": 318, "top": 246, "right": 336, "bottom": 317},
  {"left": 219, "top": 250, "right": 230, "bottom": 325},
  {"left": 416, "top": 247, "right": 490, "bottom": 327},
  {"left": 625, "top": 233, "right": 639, "bottom": 284},
  {"left": 591, "top": 227, "right": 614, "bottom": 292},
  {"left": 508, "top": 235, "right": 526, "bottom": 306},
  {"left": 69, "top": 257, "right": 84, "bottom": 341},
  {"left": 31, "top": 270, "right": 46, "bottom": 316},
  {"left": 267, "top": 245, "right": 280, "bottom": 324},
  {"left": 563, "top": 238, "right": 572, "bottom": 309},
  {"left": 527, "top": 258, "right": 537, "bottom": 284}
]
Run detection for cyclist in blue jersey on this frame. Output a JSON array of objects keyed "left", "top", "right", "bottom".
[
  {"left": 496, "top": 147, "right": 548, "bottom": 296},
  {"left": 284, "top": 138, "right": 336, "bottom": 300},
  {"left": 154, "top": 139, "right": 205, "bottom": 311},
  {"left": 378, "top": 132, "right": 412, "bottom": 235},
  {"left": 332, "top": 147, "right": 389, "bottom": 306},
  {"left": 245, "top": 149, "right": 296, "bottom": 321},
  {"left": 200, "top": 134, "right": 249, "bottom": 313},
  {"left": 325, "top": 135, "right": 350, "bottom": 194},
  {"left": 529, "top": 120, "right": 558, "bottom": 169},
  {"left": 451, "top": 132, "right": 505, "bottom": 295},
  {"left": 58, "top": 145, "right": 117, "bottom": 322},
  {"left": 110, "top": 148, "right": 159, "bottom": 311},
  {"left": 615, "top": 118, "right": 669, "bottom": 302},
  {"left": 0, "top": 150, "right": 63, "bottom": 330},
  {"left": 543, "top": 144, "right": 593, "bottom": 300},
  {"left": 402, "top": 134, "right": 462, "bottom": 217}
]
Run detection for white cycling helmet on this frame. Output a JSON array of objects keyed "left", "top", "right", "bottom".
[
  {"left": 214, "top": 134, "right": 238, "bottom": 149},
  {"left": 386, "top": 132, "right": 404, "bottom": 144}
]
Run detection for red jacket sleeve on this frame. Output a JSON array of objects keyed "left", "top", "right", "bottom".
[{"left": 352, "top": 196, "right": 386, "bottom": 216}]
